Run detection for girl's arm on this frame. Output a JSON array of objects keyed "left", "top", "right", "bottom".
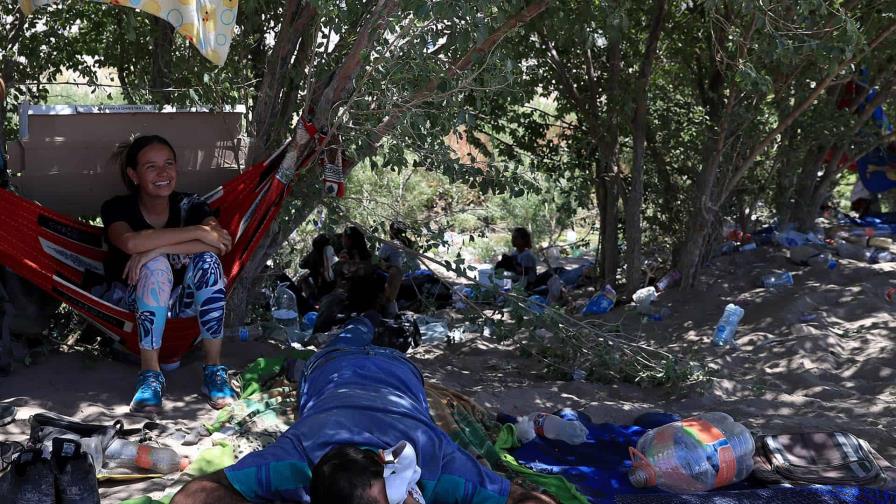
[{"left": 107, "top": 220, "right": 230, "bottom": 255}]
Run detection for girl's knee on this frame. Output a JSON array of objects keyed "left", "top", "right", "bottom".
[
  {"left": 136, "top": 256, "right": 175, "bottom": 299},
  {"left": 140, "top": 256, "right": 174, "bottom": 277},
  {"left": 189, "top": 252, "right": 224, "bottom": 288}
]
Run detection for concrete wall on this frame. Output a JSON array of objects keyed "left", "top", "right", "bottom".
[{"left": 6, "top": 104, "right": 245, "bottom": 217}]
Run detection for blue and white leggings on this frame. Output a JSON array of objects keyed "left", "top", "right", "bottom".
[{"left": 125, "top": 252, "right": 226, "bottom": 350}]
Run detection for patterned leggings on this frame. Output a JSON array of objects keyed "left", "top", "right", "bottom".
[{"left": 126, "top": 252, "right": 226, "bottom": 350}]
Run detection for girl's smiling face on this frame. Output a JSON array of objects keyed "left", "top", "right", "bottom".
[{"left": 128, "top": 143, "right": 177, "bottom": 198}]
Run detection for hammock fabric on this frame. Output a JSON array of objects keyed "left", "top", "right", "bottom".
[{"left": 0, "top": 124, "right": 321, "bottom": 364}]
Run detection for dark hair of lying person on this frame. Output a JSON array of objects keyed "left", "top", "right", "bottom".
[{"left": 310, "top": 445, "right": 384, "bottom": 504}]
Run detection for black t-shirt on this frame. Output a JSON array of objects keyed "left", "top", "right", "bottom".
[{"left": 100, "top": 191, "right": 214, "bottom": 285}]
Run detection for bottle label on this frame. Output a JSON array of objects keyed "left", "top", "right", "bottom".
[
  {"left": 681, "top": 418, "right": 736, "bottom": 488},
  {"left": 135, "top": 444, "right": 154, "bottom": 470},
  {"left": 533, "top": 413, "right": 548, "bottom": 438}
]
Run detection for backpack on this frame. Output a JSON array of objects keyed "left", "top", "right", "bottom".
[
  {"left": 29, "top": 412, "right": 126, "bottom": 476},
  {"left": 373, "top": 314, "right": 422, "bottom": 353},
  {"left": 753, "top": 432, "right": 896, "bottom": 489}
]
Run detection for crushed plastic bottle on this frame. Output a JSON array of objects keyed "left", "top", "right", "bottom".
[
  {"left": 807, "top": 252, "right": 838, "bottom": 270},
  {"left": 868, "top": 249, "right": 894, "bottom": 264},
  {"left": 655, "top": 271, "right": 682, "bottom": 292},
  {"left": 515, "top": 412, "right": 589, "bottom": 445},
  {"left": 628, "top": 412, "right": 754, "bottom": 493},
  {"left": 712, "top": 304, "right": 744, "bottom": 346},
  {"left": 104, "top": 439, "right": 189, "bottom": 474},
  {"left": 527, "top": 295, "right": 548, "bottom": 315},
  {"left": 582, "top": 285, "right": 617, "bottom": 315},
  {"left": 760, "top": 272, "right": 794, "bottom": 289}
]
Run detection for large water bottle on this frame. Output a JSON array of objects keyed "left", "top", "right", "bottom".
[
  {"left": 760, "top": 271, "right": 794, "bottom": 288},
  {"left": 271, "top": 283, "right": 300, "bottom": 340},
  {"left": 807, "top": 252, "right": 838, "bottom": 270},
  {"left": 712, "top": 304, "right": 744, "bottom": 346},
  {"left": 629, "top": 412, "right": 754, "bottom": 493},
  {"left": 104, "top": 439, "right": 189, "bottom": 474}
]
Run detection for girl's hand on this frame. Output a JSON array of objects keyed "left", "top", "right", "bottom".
[
  {"left": 197, "top": 223, "right": 232, "bottom": 255},
  {"left": 124, "top": 249, "right": 164, "bottom": 285}
]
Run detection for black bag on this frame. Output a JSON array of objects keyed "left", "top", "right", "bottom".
[
  {"left": 29, "top": 412, "right": 125, "bottom": 475},
  {"left": 373, "top": 314, "right": 422, "bottom": 353}
]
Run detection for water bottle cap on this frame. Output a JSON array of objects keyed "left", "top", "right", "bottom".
[
  {"left": 179, "top": 457, "right": 190, "bottom": 471},
  {"left": 628, "top": 447, "right": 656, "bottom": 487}
]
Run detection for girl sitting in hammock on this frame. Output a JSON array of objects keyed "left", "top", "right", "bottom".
[{"left": 100, "top": 135, "right": 237, "bottom": 414}]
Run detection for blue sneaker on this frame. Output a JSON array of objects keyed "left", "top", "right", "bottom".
[
  {"left": 201, "top": 365, "right": 237, "bottom": 409},
  {"left": 130, "top": 370, "right": 165, "bottom": 413}
]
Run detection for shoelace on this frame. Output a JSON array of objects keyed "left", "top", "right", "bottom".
[
  {"left": 207, "top": 366, "right": 230, "bottom": 390},
  {"left": 139, "top": 373, "right": 164, "bottom": 394}
]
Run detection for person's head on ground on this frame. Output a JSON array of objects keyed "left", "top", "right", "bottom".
[
  {"left": 113, "top": 135, "right": 178, "bottom": 197},
  {"left": 311, "top": 446, "right": 389, "bottom": 504},
  {"left": 511, "top": 227, "right": 532, "bottom": 252},
  {"left": 342, "top": 226, "right": 372, "bottom": 261}
]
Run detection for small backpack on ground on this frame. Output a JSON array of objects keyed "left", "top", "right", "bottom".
[
  {"left": 373, "top": 314, "right": 422, "bottom": 353},
  {"left": 753, "top": 432, "right": 896, "bottom": 489}
]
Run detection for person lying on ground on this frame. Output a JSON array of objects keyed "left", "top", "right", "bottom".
[
  {"left": 99, "top": 135, "right": 237, "bottom": 414},
  {"left": 171, "top": 316, "right": 556, "bottom": 504}
]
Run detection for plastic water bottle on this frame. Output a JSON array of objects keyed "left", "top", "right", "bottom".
[
  {"left": 760, "top": 272, "right": 794, "bottom": 288},
  {"left": 713, "top": 304, "right": 744, "bottom": 346},
  {"left": 807, "top": 252, "right": 838, "bottom": 270},
  {"left": 271, "top": 284, "right": 300, "bottom": 340},
  {"left": 655, "top": 271, "right": 681, "bottom": 291},
  {"left": 836, "top": 241, "right": 870, "bottom": 261},
  {"left": 516, "top": 413, "right": 589, "bottom": 445},
  {"left": 628, "top": 412, "right": 754, "bottom": 493},
  {"left": 104, "top": 439, "right": 189, "bottom": 474},
  {"left": 868, "top": 249, "right": 894, "bottom": 264}
]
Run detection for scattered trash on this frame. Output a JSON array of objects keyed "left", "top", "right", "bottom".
[
  {"left": 886, "top": 287, "right": 896, "bottom": 303},
  {"left": 629, "top": 412, "right": 754, "bottom": 492},
  {"left": 526, "top": 295, "right": 548, "bottom": 315},
  {"left": 104, "top": 439, "right": 189, "bottom": 474},
  {"left": 571, "top": 368, "right": 587, "bottom": 382},
  {"left": 868, "top": 249, "right": 894, "bottom": 264},
  {"left": 271, "top": 283, "right": 300, "bottom": 341},
  {"left": 760, "top": 272, "right": 794, "bottom": 289},
  {"left": 301, "top": 311, "right": 318, "bottom": 332},
  {"left": 655, "top": 271, "right": 681, "bottom": 291},
  {"left": 418, "top": 322, "right": 450, "bottom": 344},
  {"left": 799, "top": 312, "right": 818, "bottom": 323},
  {"left": 835, "top": 240, "right": 869, "bottom": 262},
  {"left": 632, "top": 287, "right": 658, "bottom": 313},
  {"left": 582, "top": 285, "right": 617, "bottom": 315},
  {"left": 516, "top": 412, "right": 589, "bottom": 445},
  {"left": 645, "top": 306, "right": 672, "bottom": 321},
  {"left": 868, "top": 236, "right": 893, "bottom": 249},
  {"left": 738, "top": 242, "right": 757, "bottom": 252},
  {"left": 713, "top": 304, "right": 745, "bottom": 346}
]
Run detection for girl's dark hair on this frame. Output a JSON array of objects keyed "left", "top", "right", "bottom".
[
  {"left": 389, "top": 221, "right": 413, "bottom": 249},
  {"left": 112, "top": 135, "right": 176, "bottom": 193},
  {"left": 512, "top": 227, "right": 532, "bottom": 249},
  {"left": 343, "top": 226, "right": 372, "bottom": 261},
  {"left": 310, "top": 445, "right": 383, "bottom": 504}
]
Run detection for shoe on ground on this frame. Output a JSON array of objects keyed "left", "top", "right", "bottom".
[
  {"left": 0, "top": 403, "right": 16, "bottom": 426},
  {"left": 130, "top": 370, "right": 165, "bottom": 414},
  {"left": 51, "top": 438, "right": 99, "bottom": 504},
  {"left": 0, "top": 448, "right": 57, "bottom": 504},
  {"left": 201, "top": 364, "right": 237, "bottom": 409}
]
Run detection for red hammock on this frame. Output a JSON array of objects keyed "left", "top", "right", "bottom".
[{"left": 0, "top": 134, "right": 315, "bottom": 364}]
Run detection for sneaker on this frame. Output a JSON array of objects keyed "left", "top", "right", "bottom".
[
  {"left": 0, "top": 448, "right": 57, "bottom": 504},
  {"left": 130, "top": 370, "right": 165, "bottom": 413},
  {"left": 51, "top": 438, "right": 99, "bottom": 504},
  {"left": 201, "top": 365, "right": 237, "bottom": 409}
]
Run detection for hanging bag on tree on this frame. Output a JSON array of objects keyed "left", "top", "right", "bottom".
[{"left": 321, "top": 148, "right": 346, "bottom": 198}]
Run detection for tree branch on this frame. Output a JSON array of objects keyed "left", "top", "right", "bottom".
[
  {"left": 719, "top": 18, "right": 896, "bottom": 204},
  {"left": 353, "top": 0, "right": 552, "bottom": 164}
]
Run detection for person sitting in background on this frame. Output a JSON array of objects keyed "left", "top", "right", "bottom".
[
  {"left": 298, "top": 233, "right": 338, "bottom": 303},
  {"left": 378, "top": 221, "right": 420, "bottom": 316},
  {"left": 495, "top": 227, "right": 538, "bottom": 290},
  {"left": 313, "top": 226, "right": 382, "bottom": 333},
  {"left": 171, "top": 316, "right": 556, "bottom": 504}
]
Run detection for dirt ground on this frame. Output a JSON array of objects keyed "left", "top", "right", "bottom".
[{"left": 1, "top": 246, "right": 894, "bottom": 501}]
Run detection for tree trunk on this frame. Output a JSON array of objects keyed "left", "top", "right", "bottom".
[
  {"left": 623, "top": 0, "right": 666, "bottom": 294},
  {"left": 149, "top": 17, "right": 174, "bottom": 105}
]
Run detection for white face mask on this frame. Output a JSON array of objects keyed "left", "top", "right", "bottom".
[{"left": 381, "top": 441, "right": 425, "bottom": 504}]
